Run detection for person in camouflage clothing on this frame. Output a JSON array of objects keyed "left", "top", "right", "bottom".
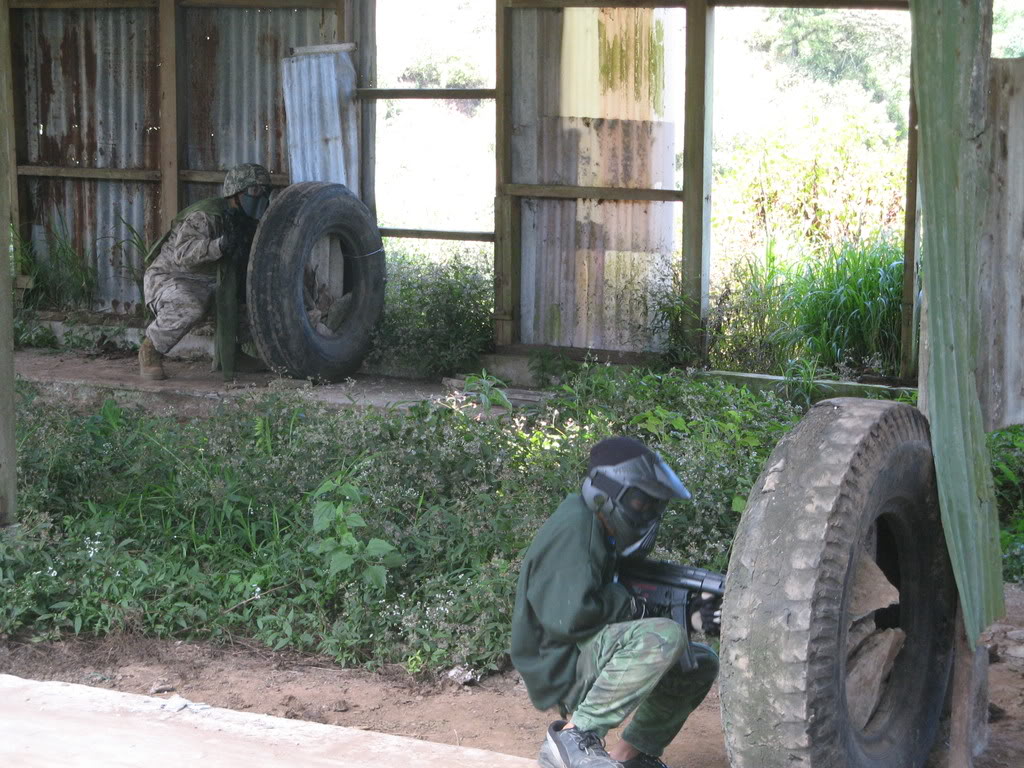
[
  {"left": 138, "top": 163, "right": 273, "bottom": 380},
  {"left": 511, "top": 437, "right": 721, "bottom": 768}
]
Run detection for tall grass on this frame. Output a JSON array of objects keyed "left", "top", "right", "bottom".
[
  {"left": 790, "top": 238, "right": 904, "bottom": 376},
  {"left": 703, "top": 235, "right": 905, "bottom": 378}
]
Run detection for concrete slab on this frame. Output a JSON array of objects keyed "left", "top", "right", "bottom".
[
  {"left": 14, "top": 349, "right": 446, "bottom": 413},
  {"left": 0, "top": 674, "right": 534, "bottom": 768}
]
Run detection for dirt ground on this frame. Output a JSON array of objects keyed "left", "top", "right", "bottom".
[{"left": 1, "top": 585, "right": 1022, "bottom": 767}]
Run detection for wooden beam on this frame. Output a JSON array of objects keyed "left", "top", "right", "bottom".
[
  {"left": 335, "top": 0, "right": 349, "bottom": 41},
  {"left": 178, "top": 169, "right": 290, "bottom": 186},
  {"left": 356, "top": 88, "right": 497, "bottom": 100},
  {"left": 507, "top": 0, "right": 908, "bottom": 8},
  {"left": 10, "top": 0, "right": 155, "bottom": 7},
  {"left": 17, "top": 164, "right": 161, "bottom": 182},
  {"left": 494, "top": 0, "right": 517, "bottom": 347},
  {"left": 356, "top": 0, "right": 376, "bottom": 214},
  {"left": 681, "top": 0, "right": 714, "bottom": 361},
  {"left": 180, "top": 0, "right": 336, "bottom": 8},
  {"left": 0, "top": 0, "right": 16, "bottom": 527},
  {"left": 158, "top": 0, "right": 178, "bottom": 231},
  {"left": 502, "top": 182, "right": 684, "bottom": 203},
  {"left": 899, "top": 73, "right": 919, "bottom": 383},
  {"left": 379, "top": 228, "right": 495, "bottom": 243}
]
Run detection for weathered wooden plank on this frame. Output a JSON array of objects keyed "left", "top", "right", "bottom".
[
  {"left": 0, "top": 0, "right": 15, "bottom": 527},
  {"left": 158, "top": 0, "right": 179, "bottom": 231},
  {"left": 899, "top": 77, "right": 919, "bottom": 383},
  {"left": 977, "top": 58, "right": 1024, "bottom": 431},
  {"left": 10, "top": 0, "right": 155, "bottom": 7},
  {"left": 357, "top": 88, "right": 496, "bottom": 100},
  {"left": 17, "top": 165, "right": 161, "bottom": 182},
  {"left": 379, "top": 228, "right": 495, "bottom": 243},
  {"left": 681, "top": 0, "right": 713, "bottom": 359},
  {"left": 179, "top": 169, "right": 290, "bottom": 186},
  {"left": 508, "top": 0, "right": 908, "bottom": 8},
  {"left": 181, "top": 0, "right": 336, "bottom": 8},
  {"left": 503, "top": 183, "right": 683, "bottom": 203},
  {"left": 356, "top": 0, "right": 375, "bottom": 213},
  {"left": 909, "top": 0, "right": 1003, "bottom": 644}
]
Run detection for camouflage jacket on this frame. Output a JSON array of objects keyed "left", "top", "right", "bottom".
[{"left": 145, "top": 197, "right": 230, "bottom": 282}]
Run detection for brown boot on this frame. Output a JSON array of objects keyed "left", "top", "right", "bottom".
[{"left": 138, "top": 337, "right": 166, "bottom": 381}]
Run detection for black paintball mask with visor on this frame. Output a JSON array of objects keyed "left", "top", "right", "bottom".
[
  {"left": 581, "top": 448, "right": 691, "bottom": 558},
  {"left": 239, "top": 183, "right": 271, "bottom": 221}
]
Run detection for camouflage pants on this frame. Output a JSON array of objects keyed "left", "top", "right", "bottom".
[
  {"left": 565, "top": 618, "right": 719, "bottom": 757},
  {"left": 143, "top": 271, "right": 216, "bottom": 355}
]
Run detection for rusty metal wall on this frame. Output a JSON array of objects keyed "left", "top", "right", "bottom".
[
  {"left": 182, "top": 8, "right": 337, "bottom": 178},
  {"left": 16, "top": 8, "right": 161, "bottom": 313},
  {"left": 978, "top": 58, "right": 1024, "bottom": 431},
  {"left": 15, "top": 7, "right": 338, "bottom": 312}
]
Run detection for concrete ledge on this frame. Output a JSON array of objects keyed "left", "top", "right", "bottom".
[
  {"left": 697, "top": 370, "right": 916, "bottom": 403},
  {"left": 0, "top": 674, "right": 533, "bottom": 768}
]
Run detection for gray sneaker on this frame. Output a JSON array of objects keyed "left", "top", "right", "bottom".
[{"left": 538, "top": 721, "right": 622, "bottom": 768}]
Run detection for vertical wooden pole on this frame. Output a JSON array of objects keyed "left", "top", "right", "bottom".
[
  {"left": 899, "top": 74, "right": 920, "bottom": 383},
  {"left": 357, "top": 0, "right": 376, "bottom": 214},
  {"left": 158, "top": 0, "right": 179, "bottom": 230},
  {"left": 0, "top": 0, "right": 16, "bottom": 527},
  {"left": 336, "top": 0, "right": 348, "bottom": 41},
  {"left": 494, "top": 0, "right": 517, "bottom": 347},
  {"left": 682, "top": 0, "right": 713, "bottom": 362}
]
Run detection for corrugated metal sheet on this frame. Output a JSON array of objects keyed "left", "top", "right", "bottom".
[
  {"left": 19, "top": 8, "right": 160, "bottom": 169},
  {"left": 15, "top": 8, "right": 339, "bottom": 312},
  {"left": 183, "top": 8, "right": 337, "bottom": 176},
  {"left": 511, "top": 7, "right": 681, "bottom": 351},
  {"left": 27, "top": 178, "right": 159, "bottom": 314},
  {"left": 520, "top": 198, "right": 676, "bottom": 350},
  {"left": 978, "top": 58, "right": 1024, "bottom": 432},
  {"left": 17, "top": 8, "right": 160, "bottom": 313},
  {"left": 281, "top": 46, "right": 359, "bottom": 188}
]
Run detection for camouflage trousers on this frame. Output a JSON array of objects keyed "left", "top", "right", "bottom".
[
  {"left": 144, "top": 270, "right": 251, "bottom": 355},
  {"left": 564, "top": 618, "right": 719, "bottom": 758},
  {"left": 143, "top": 271, "right": 216, "bottom": 355}
]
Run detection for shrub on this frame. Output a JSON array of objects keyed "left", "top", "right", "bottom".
[
  {"left": 369, "top": 243, "right": 494, "bottom": 377},
  {"left": 5, "top": 369, "right": 799, "bottom": 672}
]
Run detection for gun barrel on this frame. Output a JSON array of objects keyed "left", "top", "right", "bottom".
[{"left": 619, "top": 559, "right": 725, "bottom": 597}]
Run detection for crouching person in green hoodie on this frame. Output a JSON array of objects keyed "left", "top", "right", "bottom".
[{"left": 511, "top": 437, "right": 721, "bottom": 768}]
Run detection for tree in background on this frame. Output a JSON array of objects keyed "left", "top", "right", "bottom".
[
  {"left": 994, "top": 4, "right": 1024, "bottom": 57},
  {"left": 751, "top": 10, "right": 911, "bottom": 136}
]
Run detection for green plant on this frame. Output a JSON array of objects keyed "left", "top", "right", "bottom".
[
  {"left": 462, "top": 370, "right": 513, "bottom": 412},
  {"left": 16, "top": 219, "right": 96, "bottom": 310},
  {"left": 308, "top": 476, "right": 402, "bottom": 590},
  {"left": 780, "top": 355, "right": 834, "bottom": 410},
  {"left": 528, "top": 349, "right": 580, "bottom": 388},
  {"left": 369, "top": 244, "right": 494, "bottom": 377}
]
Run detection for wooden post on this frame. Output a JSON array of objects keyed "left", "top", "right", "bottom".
[
  {"left": 0, "top": 0, "right": 16, "bottom": 527},
  {"left": 681, "top": 0, "right": 713, "bottom": 362},
  {"left": 356, "top": 0, "right": 375, "bottom": 214},
  {"left": 494, "top": 0, "right": 517, "bottom": 347},
  {"left": 899, "top": 75, "right": 919, "bottom": 384},
  {"left": 158, "top": 0, "right": 179, "bottom": 230}
]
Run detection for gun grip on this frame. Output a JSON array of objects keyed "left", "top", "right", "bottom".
[{"left": 670, "top": 604, "right": 697, "bottom": 672}]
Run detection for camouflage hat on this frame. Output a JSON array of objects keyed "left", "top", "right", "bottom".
[{"left": 222, "top": 163, "right": 272, "bottom": 198}]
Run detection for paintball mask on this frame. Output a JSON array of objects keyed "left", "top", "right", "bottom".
[{"left": 581, "top": 437, "right": 691, "bottom": 558}]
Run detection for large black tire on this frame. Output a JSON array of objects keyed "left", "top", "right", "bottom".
[
  {"left": 246, "top": 182, "right": 385, "bottom": 381},
  {"left": 720, "top": 398, "right": 956, "bottom": 768}
]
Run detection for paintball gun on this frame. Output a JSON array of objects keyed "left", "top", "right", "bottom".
[{"left": 617, "top": 558, "right": 725, "bottom": 672}]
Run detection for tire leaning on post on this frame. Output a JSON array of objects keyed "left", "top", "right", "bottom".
[
  {"left": 719, "top": 398, "right": 956, "bottom": 768},
  {"left": 246, "top": 182, "right": 385, "bottom": 382}
]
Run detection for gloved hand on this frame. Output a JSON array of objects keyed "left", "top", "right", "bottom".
[
  {"left": 218, "top": 208, "right": 257, "bottom": 261},
  {"left": 688, "top": 591, "right": 722, "bottom": 636}
]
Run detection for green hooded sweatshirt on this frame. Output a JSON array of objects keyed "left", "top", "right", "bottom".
[{"left": 510, "top": 493, "right": 633, "bottom": 711}]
